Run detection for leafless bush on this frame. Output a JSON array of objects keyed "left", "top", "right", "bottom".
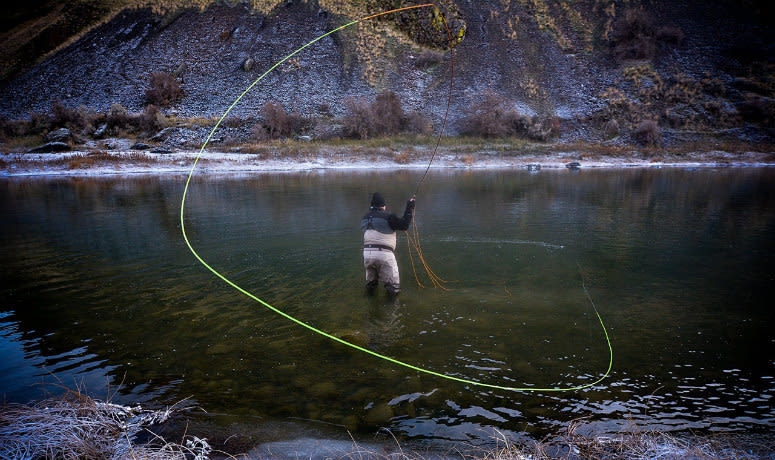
[
  {"left": 50, "top": 100, "right": 99, "bottom": 132},
  {"left": 19, "top": 111, "right": 51, "bottom": 136},
  {"left": 633, "top": 119, "right": 661, "bottom": 145},
  {"left": 145, "top": 71, "right": 183, "bottom": 107},
  {"left": 104, "top": 103, "right": 166, "bottom": 135},
  {"left": 611, "top": 8, "right": 657, "bottom": 62},
  {"left": 373, "top": 91, "right": 404, "bottom": 135},
  {"left": 0, "top": 115, "right": 25, "bottom": 139},
  {"left": 603, "top": 119, "right": 620, "bottom": 138},
  {"left": 458, "top": 90, "right": 530, "bottom": 138},
  {"left": 253, "top": 101, "right": 309, "bottom": 140},
  {"left": 106, "top": 103, "right": 133, "bottom": 132},
  {"left": 341, "top": 91, "right": 432, "bottom": 139},
  {"left": 404, "top": 110, "right": 433, "bottom": 135},
  {"left": 136, "top": 104, "right": 166, "bottom": 133},
  {"left": 342, "top": 97, "right": 376, "bottom": 139},
  {"left": 0, "top": 116, "right": 8, "bottom": 141}
]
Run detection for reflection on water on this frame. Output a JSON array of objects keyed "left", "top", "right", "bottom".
[{"left": 1, "top": 168, "right": 774, "bottom": 447}]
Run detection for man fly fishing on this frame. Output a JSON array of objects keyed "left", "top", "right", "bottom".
[{"left": 361, "top": 192, "right": 415, "bottom": 296}]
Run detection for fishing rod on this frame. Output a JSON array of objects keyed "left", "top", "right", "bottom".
[{"left": 180, "top": 3, "right": 613, "bottom": 392}]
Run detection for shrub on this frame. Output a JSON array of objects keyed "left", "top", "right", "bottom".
[
  {"left": 0, "top": 115, "right": 24, "bottom": 139},
  {"left": 458, "top": 90, "right": 529, "bottom": 138},
  {"left": 341, "top": 91, "right": 432, "bottom": 139},
  {"left": 0, "top": 115, "right": 8, "bottom": 141},
  {"left": 404, "top": 110, "right": 433, "bottom": 135},
  {"left": 28, "top": 111, "right": 52, "bottom": 135},
  {"left": 633, "top": 119, "right": 660, "bottom": 146},
  {"left": 603, "top": 119, "right": 620, "bottom": 138},
  {"left": 106, "top": 104, "right": 131, "bottom": 131},
  {"left": 342, "top": 98, "right": 375, "bottom": 139},
  {"left": 50, "top": 100, "right": 93, "bottom": 131},
  {"left": 372, "top": 91, "right": 404, "bottom": 136},
  {"left": 136, "top": 105, "right": 166, "bottom": 133},
  {"left": 611, "top": 8, "right": 657, "bottom": 62},
  {"left": 145, "top": 72, "right": 183, "bottom": 107},
  {"left": 253, "top": 102, "right": 309, "bottom": 140}
]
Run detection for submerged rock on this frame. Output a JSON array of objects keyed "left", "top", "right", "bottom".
[{"left": 363, "top": 402, "right": 394, "bottom": 425}]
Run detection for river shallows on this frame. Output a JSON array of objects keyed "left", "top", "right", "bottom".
[{"left": 1, "top": 168, "right": 773, "bottom": 447}]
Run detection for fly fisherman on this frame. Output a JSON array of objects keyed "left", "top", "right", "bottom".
[{"left": 361, "top": 192, "right": 415, "bottom": 296}]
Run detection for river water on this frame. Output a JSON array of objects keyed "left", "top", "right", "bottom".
[{"left": 1, "top": 167, "right": 774, "bottom": 452}]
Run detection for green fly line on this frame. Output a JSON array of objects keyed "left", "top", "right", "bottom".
[{"left": 179, "top": 3, "right": 613, "bottom": 392}]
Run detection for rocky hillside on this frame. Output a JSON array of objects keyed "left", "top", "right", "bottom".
[{"left": 1, "top": 0, "right": 773, "bottom": 147}]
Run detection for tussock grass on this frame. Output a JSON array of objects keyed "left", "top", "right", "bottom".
[
  {"left": 0, "top": 392, "right": 225, "bottom": 460},
  {"left": 2, "top": 392, "right": 771, "bottom": 460}
]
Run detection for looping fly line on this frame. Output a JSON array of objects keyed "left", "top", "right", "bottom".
[{"left": 180, "top": 3, "right": 613, "bottom": 392}]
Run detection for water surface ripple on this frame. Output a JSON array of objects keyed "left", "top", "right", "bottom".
[{"left": 1, "top": 168, "right": 774, "bottom": 447}]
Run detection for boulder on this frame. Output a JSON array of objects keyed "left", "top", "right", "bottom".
[
  {"left": 150, "top": 127, "right": 175, "bottom": 141},
  {"left": 242, "top": 57, "right": 255, "bottom": 72},
  {"left": 93, "top": 124, "right": 108, "bottom": 138},
  {"left": 46, "top": 128, "right": 70, "bottom": 142},
  {"left": 29, "top": 142, "right": 71, "bottom": 153}
]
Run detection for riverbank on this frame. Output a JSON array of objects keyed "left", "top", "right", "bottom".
[
  {"left": 2, "top": 141, "right": 774, "bottom": 177},
  {"left": 3, "top": 392, "right": 774, "bottom": 460}
]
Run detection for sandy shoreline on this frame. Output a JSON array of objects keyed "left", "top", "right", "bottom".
[{"left": 2, "top": 148, "right": 774, "bottom": 177}]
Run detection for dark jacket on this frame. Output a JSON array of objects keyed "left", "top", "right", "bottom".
[{"left": 361, "top": 200, "right": 415, "bottom": 249}]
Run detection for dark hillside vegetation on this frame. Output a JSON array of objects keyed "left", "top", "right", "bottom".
[{"left": 0, "top": 0, "right": 773, "bottom": 155}]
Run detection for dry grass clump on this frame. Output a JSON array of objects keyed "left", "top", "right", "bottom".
[
  {"left": 60, "top": 151, "right": 153, "bottom": 169},
  {"left": 0, "top": 392, "right": 217, "bottom": 460},
  {"left": 456, "top": 423, "right": 775, "bottom": 460},
  {"left": 563, "top": 419, "right": 773, "bottom": 460},
  {"left": 394, "top": 151, "right": 410, "bottom": 164}
]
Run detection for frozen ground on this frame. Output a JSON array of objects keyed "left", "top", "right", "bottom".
[{"left": 2, "top": 148, "right": 774, "bottom": 177}]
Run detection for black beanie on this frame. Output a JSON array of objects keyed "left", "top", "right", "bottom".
[{"left": 370, "top": 192, "right": 386, "bottom": 208}]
